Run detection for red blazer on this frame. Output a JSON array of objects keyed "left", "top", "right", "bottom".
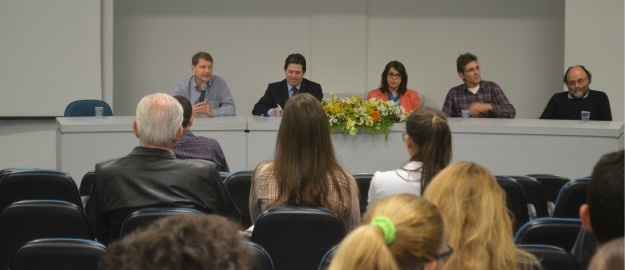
[{"left": 367, "top": 88, "right": 421, "bottom": 113}]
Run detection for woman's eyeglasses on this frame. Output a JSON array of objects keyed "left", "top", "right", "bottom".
[{"left": 387, "top": 72, "right": 402, "bottom": 79}]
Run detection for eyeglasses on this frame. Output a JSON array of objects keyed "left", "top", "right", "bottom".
[
  {"left": 387, "top": 72, "right": 402, "bottom": 79},
  {"left": 436, "top": 244, "right": 454, "bottom": 262},
  {"left": 401, "top": 132, "right": 408, "bottom": 142},
  {"left": 464, "top": 66, "right": 480, "bottom": 74},
  {"left": 567, "top": 77, "right": 588, "bottom": 87}
]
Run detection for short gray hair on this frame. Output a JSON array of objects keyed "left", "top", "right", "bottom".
[{"left": 135, "top": 93, "right": 183, "bottom": 146}]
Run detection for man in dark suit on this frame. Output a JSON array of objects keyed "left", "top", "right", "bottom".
[
  {"left": 86, "top": 93, "right": 240, "bottom": 245},
  {"left": 252, "top": 53, "right": 323, "bottom": 116}
]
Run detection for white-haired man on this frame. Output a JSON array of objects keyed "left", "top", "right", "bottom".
[{"left": 86, "top": 93, "right": 239, "bottom": 245}]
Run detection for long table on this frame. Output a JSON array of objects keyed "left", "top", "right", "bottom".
[{"left": 57, "top": 116, "right": 623, "bottom": 184}]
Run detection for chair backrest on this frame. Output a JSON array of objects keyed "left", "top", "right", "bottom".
[
  {"left": 0, "top": 200, "right": 94, "bottom": 269},
  {"left": 220, "top": 171, "right": 232, "bottom": 181},
  {"left": 506, "top": 175, "right": 550, "bottom": 218},
  {"left": 64, "top": 99, "right": 113, "bottom": 117},
  {"left": 526, "top": 174, "right": 571, "bottom": 205},
  {"left": 496, "top": 176, "right": 530, "bottom": 233},
  {"left": 317, "top": 244, "right": 339, "bottom": 270},
  {"left": 11, "top": 238, "right": 107, "bottom": 270},
  {"left": 0, "top": 168, "right": 82, "bottom": 212},
  {"left": 79, "top": 171, "right": 96, "bottom": 197},
  {"left": 119, "top": 207, "right": 203, "bottom": 238},
  {"left": 251, "top": 206, "right": 346, "bottom": 270},
  {"left": 517, "top": 244, "right": 580, "bottom": 270},
  {"left": 552, "top": 179, "right": 590, "bottom": 218},
  {"left": 352, "top": 173, "right": 373, "bottom": 215},
  {"left": 224, "top": 171, "right": 254, "bottom": 229},
  {"left": 242, "top": 240, "right": 275, "bottom": 270},
  {"left": 514, "top": 217, "right": 582, "bottom": 251}
]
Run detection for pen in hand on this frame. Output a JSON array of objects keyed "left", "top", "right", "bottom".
[{"left": 275, "top": 104, "right": 283, "bottom": 117}]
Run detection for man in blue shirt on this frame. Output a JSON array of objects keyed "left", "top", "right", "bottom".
[{"left": 172, "top": 52, "right": 236, "bottom": 117}]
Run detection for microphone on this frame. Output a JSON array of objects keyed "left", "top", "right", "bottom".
[{"left": 196, "top": 81, "right": 209, "bottom": 104}]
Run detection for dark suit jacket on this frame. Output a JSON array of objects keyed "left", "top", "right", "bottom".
[
  {"left": 86, "top": 147, "right": 240, "bottom": 244},
  {"left": 252, "top": 78, "right": 323, "bottom": 116}
]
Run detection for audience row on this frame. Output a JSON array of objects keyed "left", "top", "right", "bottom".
[
  {"left": 80, "top": 91, "right": 622, "bottom": 269},
  {"left": 5, "top": 90, "right": 618, "bottom": 269}
]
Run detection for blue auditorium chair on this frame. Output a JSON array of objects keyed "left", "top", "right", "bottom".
[
  {"left": 119, "top": 207, "right": 203, "bottom": 238},
  {"left": 251, "top": 206, "right": 346, "bottom": 270},
  {"left": 63, "top": 99, "right": 112, "bottom": 117},
  {"left": 11, "top": 238, "right": 106, "bottom": 270},
  {"left": 0, "top": 200, "right": 94, "bottom": 270}
]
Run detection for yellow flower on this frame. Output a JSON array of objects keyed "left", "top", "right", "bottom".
[{"left": 321, "top": 92, "right": 407, "bottom": 139}]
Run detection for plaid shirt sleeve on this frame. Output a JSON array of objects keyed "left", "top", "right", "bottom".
[{"left": 483, "top": 81, "right": 516, "bottom": 118}]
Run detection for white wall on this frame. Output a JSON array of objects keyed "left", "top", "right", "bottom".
[
  {"left": 0, "top": 0, "right": 101, "bottom": 117},
  {"left": 565, "top": 0, "right": 624, "bottom": 121},
  {"left": 111, "top": 0, "right": 566, "bottom": 119},
  {"left": 0, "top": 120, "right": 57, "bottom": 169},
  {"left": 1, "top": 0, "right": 623, "bottom": 180}
]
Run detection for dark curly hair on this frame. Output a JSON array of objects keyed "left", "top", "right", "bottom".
[{"left": 99, "top": 215, "right": 254, "bottom": 270}]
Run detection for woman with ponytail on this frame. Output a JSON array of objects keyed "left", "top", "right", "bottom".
[
  {"left": 368, "top": 107, "right": 452, "bottom": 205},
  {"left": 329, "top": 194, "right": 450, "bottom": 270}
]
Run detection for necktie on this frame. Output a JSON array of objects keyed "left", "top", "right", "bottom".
[
  {"left": 196, "top": 83, "right": 208, "bottom": 104},
  {"left": 291, "top": 87, "right": 298, "bottom": 96}
]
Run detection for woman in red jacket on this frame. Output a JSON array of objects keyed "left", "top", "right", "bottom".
[{"left": 367, "top": 60, "right": 421, "bottom": 113}]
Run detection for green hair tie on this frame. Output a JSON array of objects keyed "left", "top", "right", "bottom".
[{"left": 370, "top": 216, "right": 396, "bottom": 245}]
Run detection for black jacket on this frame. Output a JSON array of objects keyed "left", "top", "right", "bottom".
[
  {"left": 86, "top": 147, "right": 240, "bottom": 244},
  {"left": 252, "top": 78, "right": 323, "bottom": 116}
]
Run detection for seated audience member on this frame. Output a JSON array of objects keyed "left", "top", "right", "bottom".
[
  {"left": 329, "top": 194, "right": 449, "bottom": 270},
  {"left": 442, "top": 52, "right": 516, "bottom": 118},
  {"left": 571, "top": 229, "right": 597, "bottom": 270},
  {"left": 171, "top": 51, "right": 235, "bottom": 117},
  {"left": 588, "top": 236, "right": 624, "bottom": 270},
  {"left": 252, "top": 53, "right": 323, "bottom": 116},
  {"left": 540, "top": 65, "right": 612, "bottom": 121},
  {"left": 86, "top": 93, "right": 240, "bottom": 245},
  {"left": 172, "top": 95, "right": 230, "bottom": 172},
  {"left": 424, "top": 162, "right": 540, "bottom": 270},
  {"left": 575, "top": 150, "right": 624, "bottom": 268},
  {"left": 99, "top": 215, "right": 254, "bottom": 270},
  {"left": 368, "top": 107, "right": 452, "bottom": 205},
  {"left": 367, "top": 60, "right": 421, "bottom": 113},
  {"left": 249, "top": 93, "right": 360, "bottom": 231}
]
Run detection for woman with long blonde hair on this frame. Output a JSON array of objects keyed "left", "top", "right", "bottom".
[
  {"left": 249, "top": 93, "right": 360, "bottom": 230},
  {"left": 423, "top": 162, "right": 540, "bottom": 270},
  {"left": 329, "top": 194, "right": 451, "bottom": 270}
]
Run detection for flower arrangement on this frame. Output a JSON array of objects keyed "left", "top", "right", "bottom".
[{"left": 321, "top": 93, "right": 407, "bottom": 139}]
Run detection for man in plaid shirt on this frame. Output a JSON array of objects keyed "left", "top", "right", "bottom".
[{"left": 442, "top": 52, "right": 516, "bottom": 118}]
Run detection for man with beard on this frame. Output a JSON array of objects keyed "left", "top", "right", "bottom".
[
  {"left": 442, "top": 52, "right": 516, "bottom": 118},
  {"left": 540, "top": 65, "right": 612, "bottom": 120}
]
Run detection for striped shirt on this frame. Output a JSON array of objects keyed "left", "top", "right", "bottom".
[
  {"left": 249, "top": 161, "right": 361, "bottom": 231},
  {"left": 173, "top": 130, "right": 229, "bottom": 172}
]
